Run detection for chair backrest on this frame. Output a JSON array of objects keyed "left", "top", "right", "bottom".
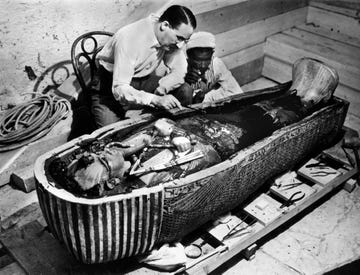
[{"left": 71, "top": 31, "right": 114, "bottom": 92}]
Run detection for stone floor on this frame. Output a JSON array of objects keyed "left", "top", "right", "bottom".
[{"left": 221, "top": 185, "right": 360, "bottom": 275}]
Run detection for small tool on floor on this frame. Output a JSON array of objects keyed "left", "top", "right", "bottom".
[
  {"left": 279, "top": 191, "right": 305, "bottom": 208},
  {"left": 310, "top": 170, "right": 337, "bottom": 177}
]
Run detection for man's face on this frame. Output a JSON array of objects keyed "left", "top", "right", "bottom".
[
  {"left": 158, "top": 21, "right": 193, "bottom": 51},
  {"left": 187, "top": 48, "right": 213, "bottom": 75}
]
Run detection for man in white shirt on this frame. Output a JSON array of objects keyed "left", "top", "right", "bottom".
[
  {"left": 92, "top": 5, "right": 196, "bottom": 128},
  {"left": 172, "top": 31, "right": 243, "bottom": 105}
]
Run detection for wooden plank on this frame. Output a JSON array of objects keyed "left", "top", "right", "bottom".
[
  {"left": 265, "top": 34, "right": 360, "bottom": 90},
  {"left": 0, "top": 185, "right": 38, "bottom": 223},
  {"left": 297, "top": 23, "right": 360, "bottom": 48},
  {"left": 283, "top": 27, "right": 360, "bottom": 67},
  {"left": 215, "top": 7, "right": 307, "bottom": 58},
  {"left": 195, "top": 0, "right": 307, "bottom": 35},
  {"left": 185, "top": 167, "right": 358, "bottom": 274},
  {"left": 0, "top": 202, "right": 44, "bottom": 233},
  {"left": 0, "top": 221, "right": 164, "bottom": 275},
  {"left": 0, "top": 221, "right": 78, "bottom": 274},
  {"left": 307, "top": 6, "right": 360, "bottom": 38}
]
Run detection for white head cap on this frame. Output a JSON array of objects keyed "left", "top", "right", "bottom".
[{"left": 186, "top": 31, "right": 216, "bottom": 50}]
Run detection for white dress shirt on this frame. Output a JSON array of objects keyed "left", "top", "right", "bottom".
[{"left": 97, "top": 14, "right": 187, "bottom": 106}]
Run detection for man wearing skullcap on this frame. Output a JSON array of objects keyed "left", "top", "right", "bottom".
[{"left": 173, "top": 31, "right": 243, "bottom": 105}]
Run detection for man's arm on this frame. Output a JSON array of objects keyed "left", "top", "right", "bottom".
[
  {"left": 156, "top": 48, "right": 188, "bottom": 95},
  {"left": 203, "top": 57, "right": 244, "bottom": 102},
  {"left": 111, "top": 37, "right": 182, "bottom": 109},
  {"left": 111, "top": 36, "right": 156, "bottom": 106}
]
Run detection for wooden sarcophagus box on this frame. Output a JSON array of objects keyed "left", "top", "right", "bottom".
[{"left": 34, "top": 58, "right": 348, "bottom": 263}]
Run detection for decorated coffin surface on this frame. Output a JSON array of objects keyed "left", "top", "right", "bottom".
[{"left": 35, "top": 59, "right": 348, "bottom": 263}]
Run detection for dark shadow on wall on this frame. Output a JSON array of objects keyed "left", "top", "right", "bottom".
[{"left": 32, "top": 60, "right": 96, "bottom": 141}]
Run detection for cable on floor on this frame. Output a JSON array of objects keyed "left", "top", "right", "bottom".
[{"left": 0, "top": 94, "right": 71, "bottom": 152}]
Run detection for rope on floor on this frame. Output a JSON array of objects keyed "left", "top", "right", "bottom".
[{"left": 0, "top": 94, "right": 71, "bottom": 152}]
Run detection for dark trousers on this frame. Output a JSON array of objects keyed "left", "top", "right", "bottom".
[{"left": 91, "top": 66, "right": 194, "bottom": 128}]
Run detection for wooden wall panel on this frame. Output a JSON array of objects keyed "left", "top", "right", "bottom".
[
  {"left": 222, "top": 43, "right": 265, "bottom": 85},
  {"left": 231, "top": 58, "right": 264, "bottom": 86},
  {"left": 196, "top": 0, "right": 307, "bottom": 34},
  {"left": 265, "top": 34, "right": 360, "bottom": 90},
  {"left": 215, "top": 7, "right": 307, "bottom": 58},
  {"left": 307, "top": 6, "right": 360, "bottom": 38},
  {"left": 222, "top": 43, "right": 265, "bottom": 70}
]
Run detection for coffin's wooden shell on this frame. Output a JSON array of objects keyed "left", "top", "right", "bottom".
[{"left": 35, "top": 82, "right": 348, "bottom": 263}]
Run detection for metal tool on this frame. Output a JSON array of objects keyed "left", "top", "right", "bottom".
[
  {"left": 305, "top": 161, "right": 328, "bottom": 168},
  {"left": 280, "top": 191, "right": 305, "bottom": 208},
  {"left": 310, "top": 170, "right": 337, "bottom": 177},
  {"left": 274, "top": 181, "right": 302, "bottom": 190}
]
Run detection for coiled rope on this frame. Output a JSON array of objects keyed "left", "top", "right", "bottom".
[{"left": 0, "top": 94, "right": 71, "bottom": 152}]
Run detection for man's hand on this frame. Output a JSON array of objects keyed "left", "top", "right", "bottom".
[
  {"left": 154, "top": 86, "right": 167, "bottom": 96},
  {"left": 185, "top": 69, "right": 201, "bottom": 84},
  {"left": 151, "top": 94, "right": 183, "bottom": 110},
  {"left": 193, "top": 81, "right": 209, "bottom": 103}
]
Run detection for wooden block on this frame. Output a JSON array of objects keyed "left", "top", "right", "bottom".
[
  {"left": 270, "top": 182, "right": 316, "bottom": 203},
  {"left": 10, "top": 168, "right": 35, "bottom": 193},
  {"left": 297, "top": 158, "right": 342, "bottom": 186},
  {"left": 244, "top": 194, "right": 282, "bottom": 225},
  {"left": 208, "top": 214, "right": 246, "bottom": 242},
  {"left": 343, "top": 178, "right": 357, "bottom": 193},
  {"left": 242, "top": 243, "right": 258, "bottom": 261}
]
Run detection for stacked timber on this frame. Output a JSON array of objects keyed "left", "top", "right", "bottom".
[{"left": 262, "top": 1, "right": 360, "bottom": 130}]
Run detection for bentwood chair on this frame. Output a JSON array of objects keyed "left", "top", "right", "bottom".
[
  {"left": 69, "top": 31, "right": 113, "bottom": 138},
  {"left": 71, "top": 31, "right": 114, "bottom": 93}
]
